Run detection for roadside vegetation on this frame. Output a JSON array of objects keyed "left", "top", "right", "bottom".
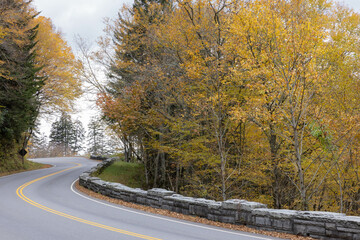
[
  {"left": 95, "top": 160, "right": 147, "bottom": 189},
  {"left": 0, "top": 159, "right": 50, "bottom": 177}
]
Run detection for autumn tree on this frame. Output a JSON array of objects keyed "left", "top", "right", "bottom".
[
  {"left": 148, "top": 0, "right": 249, "bottom": 200},
  {"left": 0, "top": 0, "right": 43, "bottom": 168},
  {"left": 227, "top": 0, "right": 360, "bottom": 211},
  {"left": 32, "top": 16, "right": 82, "bottom": 113},
  {"left": 314, "top": 4, "right": 360, "bottom": 213}
]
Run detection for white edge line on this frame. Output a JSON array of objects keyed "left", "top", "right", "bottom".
[{"left": 70, "top": 179, "right": 276, "bottom": 240}]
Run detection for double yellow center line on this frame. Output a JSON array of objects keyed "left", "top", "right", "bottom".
[{"left": 16, "top": 163, "right": 162, "bottom": 240}]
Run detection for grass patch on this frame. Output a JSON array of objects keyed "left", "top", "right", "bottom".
[
  {"left": 0, "top": 159, "right": 51, "bottom": 177},
  {"left": 97, "top": 161, "right": 146, "bottom": 189}
]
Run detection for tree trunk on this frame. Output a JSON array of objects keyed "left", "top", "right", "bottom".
[
  {"left": 153, "top": 151, "right": 160, "bottom": 188},
  {"left": 294, "top": 127, "right": 308, "bottom": 211},
  {"left": 175, "top": 163, "right": 180, "bottom": 192}
]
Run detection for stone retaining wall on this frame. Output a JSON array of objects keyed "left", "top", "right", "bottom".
[
  {"left": 89, "top": 155, "right": 108, "bottom": 161},
  {"left": 79, "top": 159, "right": 360, "bottom": 240}
]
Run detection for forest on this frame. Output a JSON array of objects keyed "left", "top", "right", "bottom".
[
  {"left": 93, "top": 0, "right": 360, "bottom": 214},
  {"left": 2, "top": 0, "right": 360, "bottom": 215}
]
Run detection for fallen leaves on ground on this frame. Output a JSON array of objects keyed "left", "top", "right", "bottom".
[{"left": 75, "top": 181, "right": 314, "bottom": 240}]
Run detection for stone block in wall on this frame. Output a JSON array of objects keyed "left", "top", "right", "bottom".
[
  {"left": 336, "top": 231, "right": 354, "bottom": 240},
  {"left": 251, "top": 209, "right": 295, "bottom": 232},
  {"left": 222, "top": 199, "right": 246, "bottom": 210},
  {"left": 189, "top": 204, "right": 208, "bottom": 218},
  {"left": 136, "top": 196, "right": 147, "bottom": 205},
  {"left": 180, "top": 208, "right": 190, "bottom": 215},
  {"left": 91, "top": 179, "right": 107, "bottom": 187},
  {"left": 337, "top": 227, "right": 360, "bottom": 234},
  {"left": 208, "top": 213, "right": 219, "bottom": 222},
  {"left": 294, "top": 219, "right": 326, "bottom": 236},
  {"left": 193, "top": 198, "right": 217, "bottom": 206},
  {"left": 335, "top": 216, "right": 360, "bottom": 230},
  {"left": 148, "top": 188, "right": 175, "bottom": 197},
  {"left": 88, "top": 177, "right": 101, "bottom": 181},
  {"left": 162, "top": 199, "right": 175, "bottom": 213},
  {"left": 354, "top": 233, "right": 360, "bottom": 240},
  {"left": 253, "top": 209, "right": 298, "bottom": 219},
  {"left": 219, "top": 216, "right": 236, "bottom": 223},
  {"left": 171, "top": 206, "right": 182, "bottom": 214},
  {"left": 162, "top": 204, "right": 172, "bottom": 212},
  {"left": 326, "top": 229, "right": 342, "bottom": 238},
  {"left": 308, "top": 225, "right": 326, "bottom": 235},
  {"left": 79, "top": 172, "right": 90, "bottom": 181},
  {"left": 239, "top": 200, "right": 267, "bottom": 211},
  {"left": 126, "top": 187, "right": 148, "bottom": 196},
  {"left": 164, "top": 194, "right": 197, "bottom": 210},
  {"left": 326, "top": 223, "right": 337, "bottom": 231},
  {"left": 207, "top": 201, "right": 235, "bottom": 224},
  {"left": 147, "top": 197, "right": 162, "bottom": 208},
  {"left": 207, "top": 214, "right": 235, "bottom": 223},
  {"left": 294, "top": 224, "right": 307, "bottom": 235},
  {"left": 294, "top": 219, "right": 325, "bottom": 227},
  {"left": 218, "top": 209, "right": 238, "bottom": 224},
  {"left": 297, "top": 211, "right": 345, "bottom": 221},
  {"left": 273, "top": 219, "right": 292, "bottom": 232},
  {"left": 106, "top": 182, "right": 125, "bottom": 190},
  {"left": 189, "top": 198, "right": 217, "bottom": 218},
  {"left": 208, "top": 201, "right": 222, "bottom": 210},
  {"left": 237, "top": 210, "right": 252, "bottom": 225},
  {"left": 162, "top": 199, "right": 174, "bottom": 207}
]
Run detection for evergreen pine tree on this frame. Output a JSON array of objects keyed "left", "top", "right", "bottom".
[
  {"left": 0, "top": 0, "right": 43, "bottom": 165},
  {"left": 49, "top": 113, "right": 74, "bottom": 156},
  {"left": 72, "top": 120, "right": 85, "bottom": 155},
  {"left": 87, "top": 117, "right": 106, "bottom": 156},
  {"left": 49, "top": 113, "right": 85, "bottom": 156}
]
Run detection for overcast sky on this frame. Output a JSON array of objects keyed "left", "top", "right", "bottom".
[
  {"left": 342, "top": 0, "right": 360, "bottom": 10},
  {"left": 32, "top": 0, "right": 132, "bottom": 49}
]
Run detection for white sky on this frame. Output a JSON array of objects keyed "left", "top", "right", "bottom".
[
  {"left": 32, "top": 0, "right": 360, "bottom": 137},
  {"left": 32, "top": 0, "right": 132, "bottom": 136},
  {"left": 32, "top": 0, "right": 132, "bottom": 49},
  {"left": 341, "top": 0, "right": 360, "bottom": 11}
]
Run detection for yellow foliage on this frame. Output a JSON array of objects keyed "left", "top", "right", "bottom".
[{"left": 32, "top": 16, "right": 82, "bottom": 112}]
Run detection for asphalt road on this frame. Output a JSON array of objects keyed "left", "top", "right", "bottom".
[{"left": 0, "top": 157, "right": 285, "bottom": 240}]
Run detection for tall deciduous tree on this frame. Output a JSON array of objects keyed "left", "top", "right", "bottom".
[{"left": 32, "top": 16, "right": 82, "bottom": 113}]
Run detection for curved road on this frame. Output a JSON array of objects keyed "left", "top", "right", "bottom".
[{"left": 0, "top": 157, "right": 285, "bottom": 240}]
